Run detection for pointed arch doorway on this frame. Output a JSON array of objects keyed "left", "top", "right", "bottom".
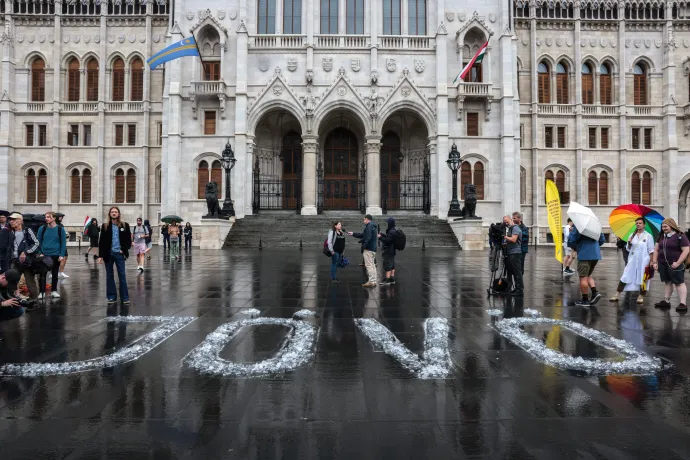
[{"left": 322, "top": 127, "right": 361, "bottom": 210}]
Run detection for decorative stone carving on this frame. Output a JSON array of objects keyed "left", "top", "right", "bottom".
[
  {"left": 338, "top": 66, "right": 346, "bottom": 76},
  {"left": 229, "top": 10, "right": 237, "bottom": 19},
  {"left": 625, "top": 39, "right": 631, "bottom": 48},
  {"left": 386, "top": 58, "right": 397, "bottom": 72},
  {"left": 38, "top": 34, "right": 45, "bottom": 43},
  {"left": 48, "top": 35, "right": 55, "bottom": 43},
  {"left": 600, "top": 38, "right": 607, "bottom": 48},
  {"left": 28, "top": 35, "right": 35, "bottom": 43},
  {"left": 536, "top": 38, "right": 541, "bottom": 46},
  {"left": 446, "top": 11, "right": 455, "bottom": 22},
  {"left": 522, "top": 38, "right": 528, "bottom": 46},
  {"left": 589, "top": 39, "right": 596, "bottom": 47},
  {"left": 305, "top": 69, "right": 314, "bottom": 84},
  {"left": 84, "top": 35, "right": 91, "bottom": 44},
  {"left": 94, "top": 35, "right": 100, "bottom": 44},
  {"left": 610, "top": 39, "right": 617, "bottom": 48},
  {"left": 258, "top": 58, "right": 269, "bottom": 72},
  {"left": 73, "top": 35, "right": 80, "bottom": 43},
  {"left": 153, "top": 34, "right": 160, "bottom": 43},
  {"left": 684, "top": 39, "right": 690, "bottom": 48},
  {"left": 186, "top": 10, "right": 194, "bottom": 20},
  {"left": 139, "top": 35, "right": 146, "bottom": 43},
  {"left": 401, "top": 86, "right": 412, "bottom": 97},
  {"left": 545, "top": 38, "right": 552, "bottom": 47},
  {"left": 198, "top": 9, "right": 212, "bottom": 20},
  {"left": 16, "top": 33, "right": 24, "bottom": 43},
  {"left": 63, "top": 36, "right": 69, "bottom": 43},
  {"left": 118, "top": 34, "right": 126, "bottom": 43},
  {"left": 351, "top": 58, "right": 361, "bottom": 72},
  {"left": 566, "top": 38, "right": 572, "bottom": 47},
  {"left": 644, "top": 39, "right": 651, "bottom": 48},
  {"left": 322, "top": 57, "right": 333, "bottom": 72},
  {"left": 655, "top": 39, "right": 662, "bottom": 48},
  {"left": 460, "top": 184, "right": 480, "bottom": 219},
  {"left": 488, "top": 13, "right": 497, "bottom": 23},
  {"left": 336, "top": 86, "right": 347, "bottom": 97},
  {"left": 634, "top": 39, "right": 641, "bottom": 48},
  {"left": 370, "top": 70, "right": 379, "bottom": 84},
  {"left": 272, "top": 85, "right": 283, "bottom": 96},
  {"left": 128, "top": 34, "right": 136, "bottom": 43},
  {"left": 556, "top": 38, "right": 563, "bottom": 47},
  {"left": 218, "top": 10, "right": 226, "bottom": 20},
  {"left": 414, "top": 59, "right": 425, "bottom": 73},
  {"left": 458, "top": 11, "right": 466, "bottom": 22},
  {"left": 287, "top": 57, "right": 298, "bottom": 72},
  {"left": 205, "top": 182, "right": 220, "bottom": 218}
]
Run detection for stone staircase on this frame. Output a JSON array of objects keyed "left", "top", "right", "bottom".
[{"left": 224, "top": 213, "right": 460, "bottom": 249}]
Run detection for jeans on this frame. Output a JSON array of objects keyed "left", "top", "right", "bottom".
[
  {"left": 520, "top": 252, "right": 527, "bottom": 274},
  {"left": 105, "top": 252, "right": 129, "bottom": 301},
  {"left": 363, "top": 250, "right": 377, "bottom": 284},
  {"left": 0, "top": 306, "right": 24, "bottom": 322},
  {"left": 39, "top": 255, "right": 60, "bottom": 294},
  {"left": 163, "top": 234, "right": 170, "bottom": 250},
  {"left": 330, "top": 252, "right": 341, "bottom": 280},
  {"left": 507, "top": 253, "right": 524, "bottom": 293},
  {"left": 184, "top": 235, "right": 192, "bottom": 250},
  {"left": 170, "top": 240, "right": 180, "bottom": 259}
]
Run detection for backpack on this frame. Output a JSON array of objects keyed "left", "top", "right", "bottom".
[
  {"left": 323, "top": 231, "right": 333, "bottom": 257},
  {"left": 394, "top": 228, "right": 406, "bottom": 251}
]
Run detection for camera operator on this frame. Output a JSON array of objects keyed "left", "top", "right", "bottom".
[
  {"left": 0, "top": 269, "right": 25, "bottom": 329},
  {"left": 502, "top": 215, "right": 524, "bottom": 296}
]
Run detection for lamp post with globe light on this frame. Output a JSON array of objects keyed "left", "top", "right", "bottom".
[
  {"left": 220, "top": 140, "right": 236, "bottom": 217},
  {"left": 446, "top": 143, "right": 462, "bottom": 217}
]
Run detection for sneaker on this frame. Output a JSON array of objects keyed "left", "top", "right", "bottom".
[
  {"left": 636, "top": 295, "right": 644, "bottom": 304},
  {"left": 677, "top": 303, "right": 688, "bottom": 312},
  {"left": 122, "top": 300, "right": 131, "bottom": 305},
  {"left": 24, "top": 300, "right": 40, "bottom": 311},
  {"left": 575, "top": 299, "right": 591, "bottom": 307},
  {"left": 590, "top": 293, "right": 602, "bottom": 305},
  {"left": 107, "top": 299, "right": 117, "bottom": 305},
  {"left": 654, "top": 299, "right": 671, "bottom": 309},
  {"left": 362, "top": 281, "right": 376, "bottom": 288},
  {"left": 381, "top": 278, "right": 391, "bottom": 285},
  {"left": 609, "top": 294, "right": 619, "bottom": 302},
  {"left": 58, "top": 272, "right": 69, "bottom": 279},
  {"left": 389, "top": 277, "right": 396, "bottom": 284},
  {"left": 37, "top": 293, "right": 45, "bottom": 300},
  {"left": 51, "top": 291, "right": 60, "bottom": 299},
  {"left": 332, "top": 279, "right": 340, "bottom": 284}
]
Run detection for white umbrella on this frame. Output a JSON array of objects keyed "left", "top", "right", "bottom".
[{"left": 567, "top": 202, "right": 602, "bottom": 240}]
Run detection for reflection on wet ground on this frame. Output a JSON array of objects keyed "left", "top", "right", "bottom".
[{"left": 1, "top": 247, "right": 690, "bottom": 459}]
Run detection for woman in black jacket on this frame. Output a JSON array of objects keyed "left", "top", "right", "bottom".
[
  {"left": 183, "top": 223, "right": 193, "bottom": 251},
  {"left": 85, "top": 219, "right": 100, "bottom": 260},
  {"left": 98, "top": 207, "right": 132, "bottom": 305}
]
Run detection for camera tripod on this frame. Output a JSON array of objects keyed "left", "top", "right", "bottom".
[{"left": 487, "top": 244, "right": 510, "bottom": 296}]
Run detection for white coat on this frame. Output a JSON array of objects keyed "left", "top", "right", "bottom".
[{"left": 620, "top": 231, "right": 655, "bottom": 291}]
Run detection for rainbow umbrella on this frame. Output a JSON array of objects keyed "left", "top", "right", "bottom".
[{"left": 609, "top": 204, "right": 664, "bottom": 242}]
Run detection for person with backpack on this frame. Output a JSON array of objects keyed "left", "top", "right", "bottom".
[
  {"left": 5, "top": 213, "right": 40, "bottom": 305},
  {"left": 161, "top": 223, "right": 170, "bottom": 251},
  {"left": 327, "top": 221, "right": 346, "bottom": 283},
  {"left": 98, "top": 207, "right": 132, "bottom": 305},
  {"left": 378, "top": 217, "right": 399, "bottom": 285},
  {"left": 652, "top": 218, "right": 689, "bottom": 312},
  {"left": 348, "top": 214, "right": 378, "bottom": 288},
  {"left": 568, "top": 225, "right": 606, "bottom": 306},
  {"left": 37, "top": 212, "right": 67, "bottom": 300}
]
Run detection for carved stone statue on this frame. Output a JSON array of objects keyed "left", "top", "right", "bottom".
[
  {"left": 205, "top": 181, "right": 221, "bottom": 218},
  {"left": 460, "top": 184, "right": 481, "bottom": 219}
]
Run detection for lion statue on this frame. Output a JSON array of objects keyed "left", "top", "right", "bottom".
[
  {"left": 205, "top": 181, "right": 221, "bottom": 218},
  {"left": 461, "top": 183, "right": 480, "bottom": 219}
]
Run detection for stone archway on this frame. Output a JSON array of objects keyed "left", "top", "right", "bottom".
[{"left": 680, "top": 176, "right": 690, "bottom": 229}]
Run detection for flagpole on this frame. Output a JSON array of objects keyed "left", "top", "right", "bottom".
[{"left": 191, "top": 32, "right": 205, "bottom": 68}]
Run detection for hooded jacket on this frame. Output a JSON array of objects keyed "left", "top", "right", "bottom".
[
  {"left": 352, "top": 220, "right": 377, "bottom": 252},
  {"left": 378, "top": 217, "right": 397, "bottom": 256},
  {"left": 567, "top": 227, "right": 606, "bottom": 261}
]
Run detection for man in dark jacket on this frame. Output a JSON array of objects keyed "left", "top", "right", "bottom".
[
  {"left": 0, "top": 221, "right": 9, "bottom": 274},
  {"left": 378, "top": 217, "right": 397, "bottom": 285},
  {"left": 512, "top": 212, "right": 529, "bottom": 274},
  {"left": 349, "top": 214, "right": 378, "bottom": 287},
  {"left": 98, "top": 207, "right": 132, "bottom": 305},
  {"left": 161, "top": 224, "right": 170, "bottom": 251},
  {"left": 5, "top": 213, "right": 40, "bottom": 303}
]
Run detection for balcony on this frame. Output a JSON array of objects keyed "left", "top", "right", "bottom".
[
  {"left": 191, "top": 80, "right": 228, "bottom": 98},
  {"left": 379, "top": 35, "right": 435, "bottom": 50},
  {"left": 582, "top": 104, "right": 618, "bottom": 116},
  {"left": 457, "top": 82, "right": 492, "bottom": 98},
  {"left": 314, "top": 34, "right": 368, "bottom": 49},
  {"left": 105, "top": 101, "right": 145, "bottom": 112},
  {"left": 537, "top": 104, "right": 575, "bottom": 115},
  {"left": 629, "top": 105, "right": 661, "bottom": 117},
  {"left": 249, "top": 34, "right": 306, "bottom": 49},
  {"left": 14, "top": 102, "right": 52, "bottom": 113},
  {"left": 60, "top": 102, "right": 98, "bottom": 113}
]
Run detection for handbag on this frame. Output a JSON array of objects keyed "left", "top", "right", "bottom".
[{"left": 338, "top": 255, "right": 349, "bottom": 268}]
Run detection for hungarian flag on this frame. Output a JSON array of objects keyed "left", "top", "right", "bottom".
[{"left": 453, "top": 41, "right": 488, "bottom": 84}]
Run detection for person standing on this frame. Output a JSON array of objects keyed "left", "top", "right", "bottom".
[
  {"left": 183, "top": 223, "right": 193, "bottom": 251},
  {"left": 609, "top": 218, "right": 655, "bottom": 304},
  {"left": 5, "top": 213, "right": 40, "bottom": 305},
  {"left": 378, "top": 217, "right": 398, "bottom": 285},
  {"left": 161, "top": 224, "right": 170, "bottom": 251},
  {"left": 503, "top": 215, "right": 524, "bottom": 296},
  {"left": 0, "top": 215, "right": 10, "bottom": 274},
  {"left": 512, "top": 212, "right": 529, "bottom": 274},
  {"left": 327, "top": 221, "right": 346, "bottom": 283},
  {"left": 37, "top": 212, "right": 67, "bottom": 300},
  {"left": 563, "top": 219, "right": 576, "bottom": 275},
  {"left": 0, "top": 269, "right": 25, "bottom": 339},
  {"left": 568, "top": 226, "right": 606, "bottom": 306},
  {"left": 652, "top": 218, "right": 689, "bottom": 312},
  {"left": 143, "top": 219, "right": 153, "bottom": 260},
  {"left": 616, "top": 237, "right": 630, "bottom": 265},
  {"left": 98, "top": 207, "right": 132, "bottom": 305},
  {"left": 132, "top": 217, "right": 149, "bottom": 272},
  {"left": 85, "top": 219, "right": 100, "bottom": 260},
  {"left": 55, "top": 215, "right": 70, "bottom": 279},
  {"left": 0, "top": 215, "right": 7, "bottom": 230},
  {"left": 168, "top": 221, "right": 181, "bottom": 261},
  {"left": 349, "top": 214, "right": 378, "bottom": 288}
]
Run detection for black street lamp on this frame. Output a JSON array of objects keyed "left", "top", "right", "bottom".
[
  {"left": 220, "top": 140, "right": 236, "bottom": 217},
  {"left": 446, "top": 143, "right": 462, "bottom": 217}
]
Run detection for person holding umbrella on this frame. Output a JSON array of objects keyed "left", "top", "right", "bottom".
[
  {"left": 567, "top": 202, "right": 606, "bottom": 307},
  {"left": 609, "top": 218, "right": 655, "bottom": 304}
]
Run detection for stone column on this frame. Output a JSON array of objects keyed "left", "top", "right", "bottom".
[
  {"left": 662, "top": 7, "right": 679, "bottom": 220},
  {"left": 365, "top": 136, "right": 382, "bottom": 215},
  {"left": 301, "top": 135, "right": 318, "bottom": 215},
  {"left": 435, "top": 7, "right": 449, "bottom": 218},
  {"left": 574, "top": 5, "right": 583, "bottom": 203},
  {"left": 530, "top": 2, "right": 540, "bottom": 241},
  {"left": 618, "top": 3, "right": 627, "bottom": 204}
]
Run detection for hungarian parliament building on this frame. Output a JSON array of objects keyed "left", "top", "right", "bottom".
[{"left": 1, "top": 0, "right": 690, "bottom": 243}]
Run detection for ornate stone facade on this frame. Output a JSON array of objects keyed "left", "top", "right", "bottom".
[{"left": 1, "top": 0, "right": 689, "bottom": 242}]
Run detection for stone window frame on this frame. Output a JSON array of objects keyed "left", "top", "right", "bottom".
[
  {"left": 630, "top": 165, "right": 656, "bottom": 206},
  {"left": 67, "top": 162, "right": 93, "bottom": 204},
  {"left": 112, "top": 163, "right": 138, "bottom": 204},
  {"left": 543, "top": 124, "right": 567, "bottom": 149},
  {"left": 586, "top": 164, "right": 613, "bottom": 206},
  {"left": 459, "top": 154, "right": 488, "bottom": 201},
  {"left": 154, "top": 164, "right": 162, "bottom": 204},
  {"left": 195, "top": 154, "right": 224, "bottom": 201},
  {"left": 543, "top": 164, "right": 570, "bottom": 204},
  {"left": 630, "top": 125, "right": 654, "bottom": 150},
  {"left": 22, "top": 163, "right": 49, "bottom": 204}
]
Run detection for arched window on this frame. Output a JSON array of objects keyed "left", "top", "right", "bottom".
[
  {"left": 642, "top": 171, "right": 651, "bottom": 205},
  {"left": 67, "top": 57, "right": 80, "bottom": 102},
  {"left": 600, "top": 63, "right": 612, "bottom": 105},
  {"left": 408, "top": 0, "right": 426, "bottom": 35},
  {"left": 633, "top": 63, "right": 647, "bottom": 105},
  {"left": 588, "top": 171, "right": 598, "bottom": 205},
  {"left": 112, "top": 58, "right": 125, "bottom": 101},
  {"left": 556, "top": 62, "right": 568, "bottom": 104},
  {"left": 85, "top": 58, "right": 99, "bottom": 102},
  {"left": 26, "top": 169, "right": 36, "bottom": 203},
  {"left": 130, "top": 58, "right": 144, "bottom": 101},
  {"left": 26, "top": 167, "right": 48, "bottom": 203},
  {"left": 70, "top": 168, "right": 92, "bottom": 203},
  {"left": 383, "top": 0, "right": 401, "bottom": 35},
  {"left": 599, "top": 171, "right": 608, "bottom": 205},
  {"left": 31, "top": 58, "right": 46, "bottom": 102},
  {"left": 460, "top": 160, "right": 485, "bottom": 200},
  {"left": 538, "top": 62, "right": 550, "bottom": 103},
  {"left": 71, "top": 169, "right": 81, "bottom": 203},
  {"left": 556, "top": 170, "right": 566, "bottom": 197},
  {"left": 320, "top": 0, "right": 338, "bottom": 33},
  {"left": 126, "top": 168, "right": 136, "bottom": 203},
  {"left": 211, "top": 160, "right": 223, "bottom": 199},
  {"left": 631, "top": 171, "right": 641, "bottom": 204},
  {"left": 115, "top": 168, "right": 125, "bottom": 203},
  {"left": 546, "top": 168, "right": 569, "bottom": 203},
  {"left": 631, "top": 170, "right": 652, "bottom": 205},
  {"left": 520, "top": 167, "right": 527, "bottom": 204},
  {"left": 257, "top": 0, "right": 277, "bottom": 34},
  {"left": 581, "top": 63, "right": 593, "bottom": 105},
  {"left": 197, "top": 160, "right": 209, "bottom": 199},
  {"left": 115, "top": 167, "right": 136, "bottom": 203}
]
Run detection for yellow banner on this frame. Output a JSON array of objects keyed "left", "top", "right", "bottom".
[{"left": 545, "top": 179, "right": 563, "bottom": 264}]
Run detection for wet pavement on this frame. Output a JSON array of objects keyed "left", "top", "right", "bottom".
[{"left": 1, "top": 246, "right": 690, "bottom": 459}]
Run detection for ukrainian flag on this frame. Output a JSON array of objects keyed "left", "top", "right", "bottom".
[{"left": 147, "top": 37, "right": 200, "bottom": 70}]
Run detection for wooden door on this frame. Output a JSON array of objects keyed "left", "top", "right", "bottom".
[{"left": 324, "top": 127, "right": 359, "bottom": 210}]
